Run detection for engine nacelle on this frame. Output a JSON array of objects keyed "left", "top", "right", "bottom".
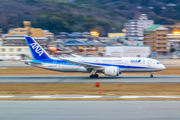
[{"left": 104, "top": 67, "right": 120, "bottom": 76}]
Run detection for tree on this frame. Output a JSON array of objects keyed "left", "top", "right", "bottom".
[{"left": 170, "top": 48, "right": 176, "bottom": 53}]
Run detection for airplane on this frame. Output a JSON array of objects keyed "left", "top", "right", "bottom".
[{"left": 24, "top": 36, "right": 165, "bottom": 78}]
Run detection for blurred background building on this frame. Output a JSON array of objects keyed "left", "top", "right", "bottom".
[
  {"left": 3, "top": 21, "right": 47, "bottom": 48},
  {"left": 0, "top": 28, "right": 2, "bottom": 46},
  {"left": 144, "top": 25, "right": 169, "bottom": 56},
  {"left": 108, "top": 33, "right": 126, "bottom": 38},
  {"left": 125, "top": 14, "right": 154, "bottom": 40},
  {"left": 0, "top": 46, "right": 30, "bottom": 59},
  {"left": 105, "top": 45, "right": 151, "bottom": 57},
  {"left": 1, "top": 13, "right": 180, "bottom": 60}
]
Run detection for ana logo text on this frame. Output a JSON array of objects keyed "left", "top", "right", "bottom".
[
  {"left": 30, "top": 43, "right": 44, "bottom": 56},
  {"left": 130, "top": 60, "right": 141, "bottom": 63},
  {"left": 130, "top": 60, "right": 145, "bottom": 64}
]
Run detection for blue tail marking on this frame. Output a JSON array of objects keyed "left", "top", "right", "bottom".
[{"left": 25, "top": 36, "right": 50, "bottom": 60}]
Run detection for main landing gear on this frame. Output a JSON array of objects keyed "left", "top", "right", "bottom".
[
  {"left": 150, "top": 72, "right": 154, "bottom": 78},
  {"left": 90, "top": 74, "right": 99, "bottom": 78},
  {"left": 89, "top": 69, "right": 99, "bottom": 78}
]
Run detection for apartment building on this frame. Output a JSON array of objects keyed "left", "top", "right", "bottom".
[
  {"left": 0, "top": 46, "right": 31, "bottom": 57},
  {"left": 125, "top": 14, "right": 154, "bottom": 38},
  {"left": 168, "top": 33, "right": 180, "bottom": 50},
  {"left": 3, "top": 21, "right": 47, "bottom": 47},
  {"left": 144, "top": 25, "right": 169, "bottom": 55}
]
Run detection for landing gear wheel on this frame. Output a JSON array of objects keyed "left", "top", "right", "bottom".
[
  {"left": 150, "top": 72, "right": 154, "bottom": 78},
  {"left": 90, "top": 75, "right": 93, "bottom": 78},
  {"left": 95, "top": 74, "right": 99, "bottom": 78},
  {"left": 89, "top": 74, "right": 99, "bottom": 78},
  {"left": 150, "top": 74, "right": 153, "bottom": 78}
]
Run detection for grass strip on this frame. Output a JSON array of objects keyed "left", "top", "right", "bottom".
[{"left": 0, "top": 83, "right": 179, "bottom": 96}]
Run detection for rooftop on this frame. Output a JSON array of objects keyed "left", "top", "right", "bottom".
[
  {"left": 145, "top": 25, "right": 161, "bottom": 32},
  {"left": 156, "top": 26, "right": 169, "bottom": 30},
  {"left": 106, "top": 45, "right": 150, "bottom": 47},
  {"left": 65, "top": 40, "right": 105, "bottom": 46}
]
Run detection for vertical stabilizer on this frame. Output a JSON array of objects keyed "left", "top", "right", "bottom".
[{"left": 25, "top": 36, "right": 50, "bottom": 60}]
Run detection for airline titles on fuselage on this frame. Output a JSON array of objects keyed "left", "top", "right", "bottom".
[
  {"left": 100, "top": 59, "right": 145, "bottom": 64},
  {"left": 102, "top": 60, "right": 123, "bottom": 63},
  {"left": 130, "top": 60, "right": 145, "bottom": 64}
]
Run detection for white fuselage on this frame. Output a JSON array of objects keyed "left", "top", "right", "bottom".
[{"left": 29, "top": 57, "right": 165, "bottom": 73}]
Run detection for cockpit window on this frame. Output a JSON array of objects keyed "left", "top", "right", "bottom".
[{"left": 157, "top": 62, "right": 160, "bottom": 64}]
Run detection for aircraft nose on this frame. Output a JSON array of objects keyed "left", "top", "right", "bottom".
[{"left": 161, "top": 64, "right": 166, "bottom": 70}]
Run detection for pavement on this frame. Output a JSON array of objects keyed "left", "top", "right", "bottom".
[
  {"left": 0, "top": 75, "right": 180, "bottom": 83},
  {"left": 0, "top": 61, "right": 28, "bottom": 67},
  {"left": 0, "top": 95, "right": 180, "bottom": 99},
  {"left": 0, "top": 101, "right": 180, "bottom": 120}
]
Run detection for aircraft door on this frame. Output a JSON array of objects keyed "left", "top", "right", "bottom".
[
  {"left": 124, "top": 60, "right": 131, "bottom": 71},
  {"left": 147, "top": 60, "right": 152, "bottom": 67},
  {"left": 53, "top": 60, "right": 57, "bottom": 67},
  {"left": 124, "top": 60, "right": 129, "bottom": 66}
]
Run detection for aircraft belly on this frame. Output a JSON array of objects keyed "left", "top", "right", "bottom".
[
  {"left": 57, "top": 65, "right": 80, "bottom": 72},
  {"left": 121, "top": 68, "right": 161, "bottom": 72},
  {"left": 37, "top": 64, "right": 81, "bottom": 72}
]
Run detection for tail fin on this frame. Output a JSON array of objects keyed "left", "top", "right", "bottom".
[{"left": 25, "top": 36, "right": 50, "bottom": 60}]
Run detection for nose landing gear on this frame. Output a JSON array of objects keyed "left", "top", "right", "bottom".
[
  {"left": 150, "top": 74, "right": 153, "bottom": 78},
  {"left": 150, "top": 72, "right": 154, "bottom": 78}
]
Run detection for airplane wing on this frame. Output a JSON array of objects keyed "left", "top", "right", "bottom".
[
  {"left": 71, "top": 54, "right": 83, "bottom": 58},
  {"left": 58, "top": 57, "right": 104, "bottom": 68}
]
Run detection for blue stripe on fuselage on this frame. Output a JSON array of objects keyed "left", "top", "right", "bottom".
[
  {"left": 30, "top": 58, "right": 153, "bottom": 69},
  {"left": 30, "top": 58, "right": 75, "bottom": 66},
  {"left": 84, "top": 62, "right": 153, "bottom": 69}
]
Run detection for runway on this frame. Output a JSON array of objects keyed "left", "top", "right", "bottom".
[
  {"left": 0, "top": 75, "right": 180, "bottom": 83},
  {"left": 0, "top": 101, "right": 180, "bottom": 120},
  {"left": 0, "top": 95, "right": 180, "bottom": 99}
]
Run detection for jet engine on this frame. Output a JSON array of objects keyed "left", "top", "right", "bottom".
[{"left": 104, "top": 66, "right": 120, "bottom": 76}]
